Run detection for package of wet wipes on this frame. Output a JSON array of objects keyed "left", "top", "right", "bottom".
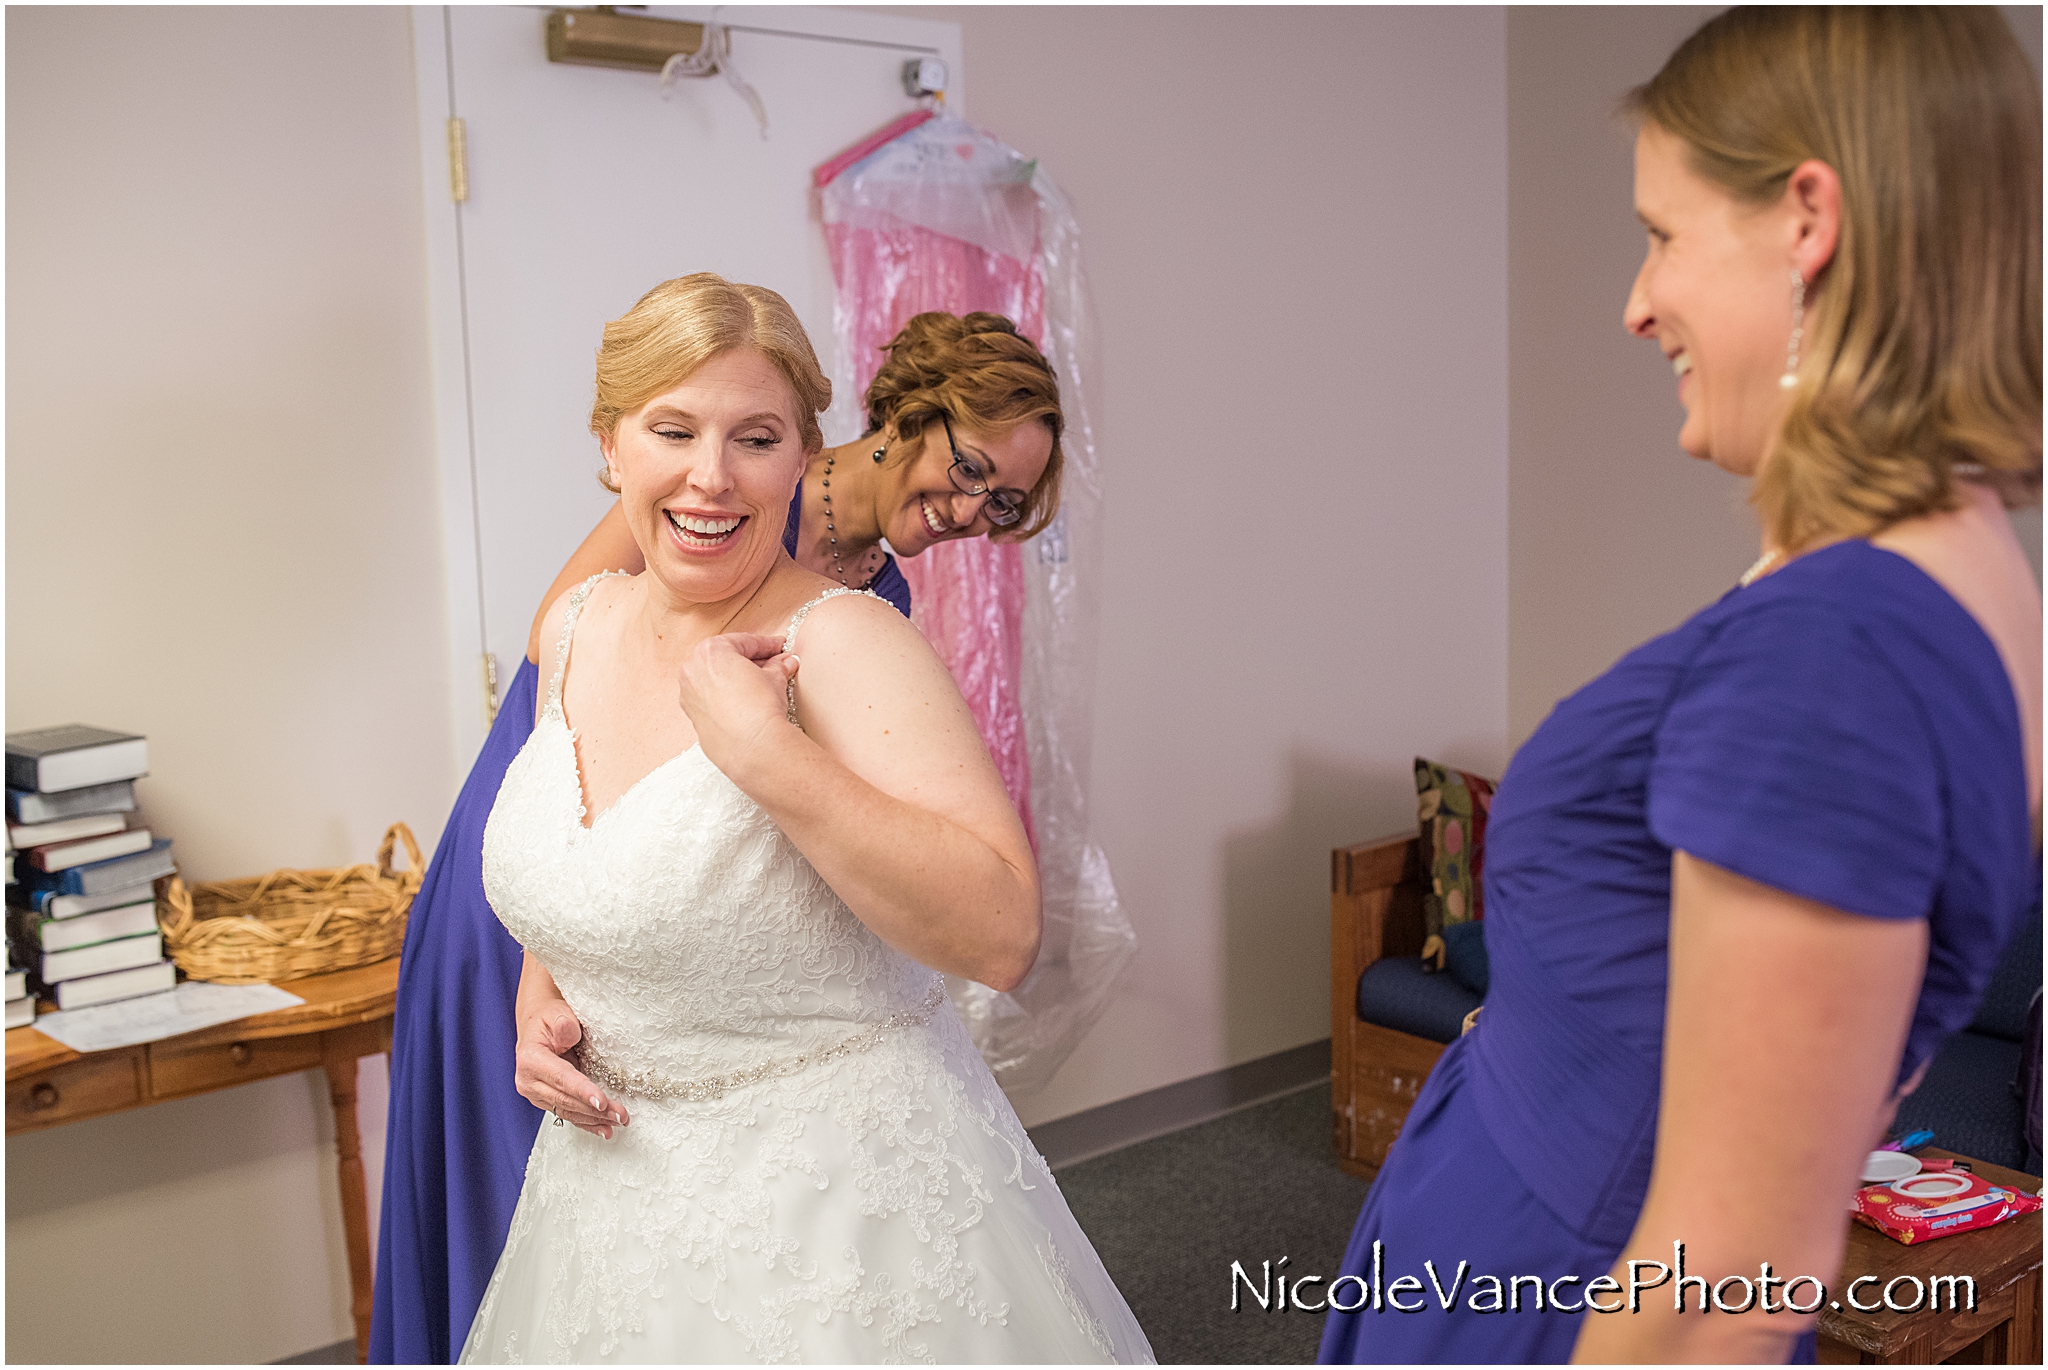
[{"left": 1851, "top": 1169, "right": 2042, "bottom": 1245}]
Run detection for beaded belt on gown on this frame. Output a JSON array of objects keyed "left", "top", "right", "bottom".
[{"left": 578, "top": 979, "right": 949, "bottom": 1104}]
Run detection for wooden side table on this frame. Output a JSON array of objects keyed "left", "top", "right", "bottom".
[
  {"left": 5, "top": 959, "right": 400, "bottom": 1364},
  {"left": 1819, "top": 1149, "right": 2043, "bottom": 1364}
]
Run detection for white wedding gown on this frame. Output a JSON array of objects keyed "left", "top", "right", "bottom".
[{"left": 460, "top": 577, "right": 1154, "bottom": 1364}]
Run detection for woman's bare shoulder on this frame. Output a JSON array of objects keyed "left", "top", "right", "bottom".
[
  {"left": 536, "top": 573, "right": 634, "bottom": 693},
  {"left": 786, "top": 585, "right": 922, "bottom": 651},
  {"left": 783, "top": 589, "right": 951, "bottom": 722},
  {"left": 1871, "top": 485, "right": 2042, "bottom": 812},
  {"left": 784, "top": 588, "right": 1000, "bottom": 805}
]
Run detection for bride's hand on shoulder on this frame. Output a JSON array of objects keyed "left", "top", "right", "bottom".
[
  {"left": 747, "top": 592, "right": 1042, "bottom": 990},
  {"left": 676, "top": 631, "right": 801, "bottom": 781},
  {"left": 514, "top": 996, "right": 629, "bottom": 1139}
]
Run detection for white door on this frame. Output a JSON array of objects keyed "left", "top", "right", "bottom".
[{"left": 412, "top": 5, "right": 964, "bottom": 766}]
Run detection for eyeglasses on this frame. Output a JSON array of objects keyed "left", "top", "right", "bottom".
[{"left": 941, "top": 416, "right": 1026, "bottom": 528}]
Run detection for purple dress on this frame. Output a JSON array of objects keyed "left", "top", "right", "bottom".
[
  {"left": 371, "top": 487, "right": 910, "bottom": 1363},
  {"left": 1320, "top": 542, "right": 2033, "bottom": 1364}
]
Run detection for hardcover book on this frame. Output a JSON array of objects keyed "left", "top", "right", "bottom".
[
  {"left": 6, "top": 996, "right": 33, "bottom": 1028},
  {"left": 27, "top": 828, "right": 152, "bottom": 873},
  {"left": 17, "top": 839, "right": 174, "bottom": 898},
  {"left": 51, "top": 958, "right": 175, "bottom": 1011},
  {"left": 19, "top": 899, "right": 160, "bottom": 954},
  {"left": 5, "top": 726, "right": 148, "bottom": 795},
  {"left": 7, "top": 781, "right": 139, "bottom": 825},
  {"left": 10, "top": 879, "right": 165, "bottom": 920},
  {"left": 40, "top": 931, "right": 163, "bottom": 984},
  {"left": 8, "top": 813, "right": 127, "bottom": 850},
  {"left": 5, "top": 969, "right": 24, "bottom": 1000}
]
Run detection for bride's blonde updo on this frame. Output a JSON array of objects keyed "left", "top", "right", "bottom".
[
  {"left": 590, "top": 273, "right": 832, "bottom": 492},
  {"left": 864, "top": 312, "right": 1066, "bottom": 541}
]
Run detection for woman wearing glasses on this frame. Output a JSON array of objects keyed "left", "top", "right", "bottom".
[{"left": 372, "top": 309, "right": 1062, "bottom": 1365}]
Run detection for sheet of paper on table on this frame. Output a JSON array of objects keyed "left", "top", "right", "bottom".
[{"left": 31, "top": 981, "right": 306, "bottom": 1053}]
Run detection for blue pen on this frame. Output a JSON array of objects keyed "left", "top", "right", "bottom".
[{"left": 1879, "top": 1128, "right": 1936, "bottom": 1153}]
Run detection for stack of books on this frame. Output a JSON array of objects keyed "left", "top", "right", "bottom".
[
  {"left": 6, "top": 726, "right": 177, "bottom": 1013},
  {"left": 4, "top": 827, "right": 23, "bottom": 1026}
]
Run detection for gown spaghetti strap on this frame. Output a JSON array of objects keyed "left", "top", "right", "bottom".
[{"left": 371, "top": 487, "right": 909, "bottom": 1363}]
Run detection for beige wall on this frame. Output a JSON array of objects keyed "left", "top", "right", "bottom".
[
  {"left": 6, "top": 6, "right": 447, "bottom": 1363},
  {"left": 1504, "top": 5, "right": 1741, "bottom": 749},
  {"left": 877, "top": 6, "right": 1512, "bottom": 1129}
]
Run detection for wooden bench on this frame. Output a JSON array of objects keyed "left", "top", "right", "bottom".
[{"left": 1330, "top": 832, "right": 1446, "bottom": 1180}]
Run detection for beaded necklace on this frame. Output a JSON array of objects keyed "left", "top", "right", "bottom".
[{"left": 817, "top": 440, "right": 889, "bottom": 589}]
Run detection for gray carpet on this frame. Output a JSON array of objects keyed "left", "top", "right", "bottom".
[{"left": 1051, "top": 1081, "right": 1373, "bottom": 1365}]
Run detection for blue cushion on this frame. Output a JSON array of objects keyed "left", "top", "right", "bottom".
[
  {"left": 1971, "top": 894, "right": 2042, "bottom": 1044},
  {"left": 1892, "top": 1029, "right": 2027, "bottom": 1172},
  {"left": 1442, "top": 920, "right": 1490, "bottom": 998},
  {"left": 1357, "top": 956, "right": 1482, "bottom": 1044}
]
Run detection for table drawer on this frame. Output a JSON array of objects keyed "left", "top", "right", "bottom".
[
  {"left": 7, "top": 1052, "right": 143, "bottom": 1130},
  {"left": 149, "top": 1035, "right": 324, "bottom": 1098}
]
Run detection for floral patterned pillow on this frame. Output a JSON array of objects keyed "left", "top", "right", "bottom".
[{"left": 1414, "top": 757, "right": 1497, "bottom": 973}]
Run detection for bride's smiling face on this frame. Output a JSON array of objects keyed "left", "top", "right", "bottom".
[{"left": 603, "top": 348, "right": 807, "bottom": 603}]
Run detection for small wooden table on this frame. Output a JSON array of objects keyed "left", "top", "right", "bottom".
[
  {"left": 5, "top": 959, "right": 399, "bottom": 1364},
  {"left": 1819, "top": 1149, "right": 2043, "bottom": 1364}
]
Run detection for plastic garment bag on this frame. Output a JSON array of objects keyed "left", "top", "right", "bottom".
[{"left": 818, "top": 113, "right": 1134, "bottom": 1094}]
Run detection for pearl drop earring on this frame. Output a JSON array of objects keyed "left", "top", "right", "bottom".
[
  {"left": 872, "top": 445, "right": 887, "bottom": 463},
  {"left": 1780, "top": 268, "right": 1805, "bottom": 390}
]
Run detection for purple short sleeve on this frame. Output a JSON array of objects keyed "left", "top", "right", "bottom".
[{"left": 1648, "top": 599, "right": 1944, "bottom": 921}]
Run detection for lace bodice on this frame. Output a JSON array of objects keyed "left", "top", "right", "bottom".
[
  {"left": 464, "top": 574, "right": 1151, "bottom": 1364},
  {"left": 486, "top": 575, "right": 933, "bottom": 1093}
]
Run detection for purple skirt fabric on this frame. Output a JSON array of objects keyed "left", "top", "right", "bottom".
[{"left": 370, "top": 657, "right": 541, "bottom": 1364}]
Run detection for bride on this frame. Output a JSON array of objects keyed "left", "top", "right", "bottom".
[{"left": 458, "top": 274, "right": 1153, "bottom": 1365}]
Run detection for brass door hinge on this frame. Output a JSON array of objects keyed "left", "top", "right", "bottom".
[
  {"left": 481, "top": 650, "right": 500, "bottom": 725},
  {"left": 447, "top": 117, "right": 470, "bottom": 203}
]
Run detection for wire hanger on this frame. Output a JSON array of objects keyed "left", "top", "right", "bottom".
[{"left": 659, "top": 16, "right": 768, "bottom": 140}]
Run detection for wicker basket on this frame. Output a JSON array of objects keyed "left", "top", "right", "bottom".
[{"left": 157, "top": 823, "right": 422, "bottom": 984}]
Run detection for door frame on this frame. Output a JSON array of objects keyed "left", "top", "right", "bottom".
[{"left": 409, "top": 4, "right": 965, "bottom": 769}]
